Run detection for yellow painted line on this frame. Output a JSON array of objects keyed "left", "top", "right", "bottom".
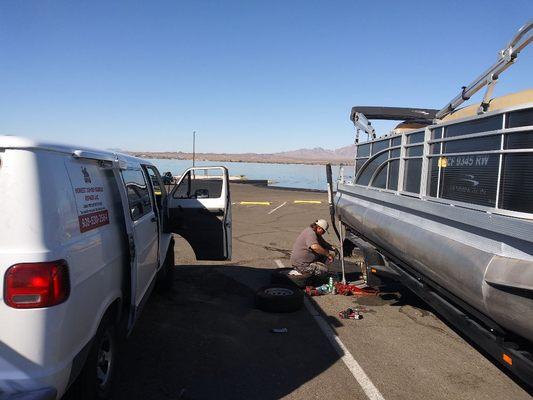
[
  {"left": 239, "top": 201, "right": 272, "bottom": 205},
  {"left": 294, "top": 200, "right": 322, "bottom": 204}
]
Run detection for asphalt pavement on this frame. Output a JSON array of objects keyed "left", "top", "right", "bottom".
[{"left": 114, "top": 183, "right": 532, "bottom": 400}]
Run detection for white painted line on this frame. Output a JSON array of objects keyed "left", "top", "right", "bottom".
[
  {"left": 275, "top": 259, "right": 385, "bottom": 400},
  {"left": 268, "top": 201, "right": 287, "bottom": 215}
]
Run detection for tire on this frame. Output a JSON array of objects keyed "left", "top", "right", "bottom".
[
  {"left": 255, "top": 285, "right": 304, "bottom": 313},
  {"left": 73, "top": 316, "right": 118, "bottom": 399},
  {"left": 156, "top": 242, "right": 175, "bottom": 292}
]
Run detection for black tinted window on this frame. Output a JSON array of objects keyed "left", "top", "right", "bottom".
[
  {"left": 428, "top": 158, "right": 439, "bottom": 197},
  {"left": 407, "top": 131, "right": 424, "bottom": 144},
  {"left": 355, "top": 158, "right": 368, "bottom": 174},
  {"left": 122, "top": 169, "right": 152, "bottom": 221},
  {"left": 444, "top": 136, "right": 500, "bottom": 153},
  {"left": 505, "top": 131, "right": 533, "bottom": 149},
  {"left": 406, "top": 146, "right": 423, "bottom": 157},
  {"left": 499, "top": 154, "right": 533, "bottom": 213},
  {"left": 357, "top": 144, "right": 370, "bottom": 157},
  {"left": 404, "top": 159, "right": 422, "bottom": 193},
  {"left": 445, "top": 115, "right": 502, "bottom": 138},
  {"left": 390, "top": 148, "right": 401, "bottom": 158},
  {"left": 432, "top": 128, "right": 443, "bottom": 139},
  {"left": 388, "top": 160, "right": 399, "bottom": 190},
  {"left": 507, "top": 108, "right": 533, "bottom": 128},
  {"left": 391, "top": 137, "right": 401, "bottom": 146},
  {"left": 439, "top": 154, "right": 499, "bottom": 207},
  {"left": 372, "top": 139, "right": 389, "bottom": 155},
  {"left": 371, "top": 165, "right": 387, "bottom": 189},
  {"left": 356, "top": 153, "right": 388, "bottom": 186}
]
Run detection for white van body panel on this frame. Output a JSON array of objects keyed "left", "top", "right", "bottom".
[
  {"left": 0, "top": 137, "right": 229, "bottom": 399},
  {"left": 0, "top": 147, "right": 126, "bottom": 398}
]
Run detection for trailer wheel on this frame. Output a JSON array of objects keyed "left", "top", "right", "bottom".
[{"left": 255, "top": 285, "right": 304, "bottom": 313}]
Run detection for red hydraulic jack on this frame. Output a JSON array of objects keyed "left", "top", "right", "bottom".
[{"left": 334, "top": 282, "right": 378, "bottom": 296}]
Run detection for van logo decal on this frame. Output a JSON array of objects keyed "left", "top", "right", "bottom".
[{"left": 82, "top": 167, "right": 92, "bottom": 183}]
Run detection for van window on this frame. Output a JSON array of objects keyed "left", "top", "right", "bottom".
[
  {"left": 121, "top": 169, "right": 153, "bottom": 221},
  {"left": 144, "top": 165, "right": 166, "bottom": 210},
  {"left": 173, "top": 169, "right": 224, "bottom": 199}
]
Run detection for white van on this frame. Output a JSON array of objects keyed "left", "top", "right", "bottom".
[{"left": 0, "top": 136, "right": 232, "bottom": 400}]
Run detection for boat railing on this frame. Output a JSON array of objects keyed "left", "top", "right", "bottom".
[{"left": 350, "top": 104, "right": 533, "bottom": 220}]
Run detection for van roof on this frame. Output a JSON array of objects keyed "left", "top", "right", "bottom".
[{"left": 0, "top": 135, "right": 153, "bottom": 168}]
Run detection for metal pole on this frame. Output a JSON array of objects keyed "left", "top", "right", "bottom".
[
  {"left": 338, "top": 218, "right": 346, "bottom": 284},
  {"left": 192, "top": 131, "right": 196, "bottom": 168}
]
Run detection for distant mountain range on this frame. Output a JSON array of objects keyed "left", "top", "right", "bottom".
[{"left": 129, "top": 144, "right": 356, "bottom": 165}]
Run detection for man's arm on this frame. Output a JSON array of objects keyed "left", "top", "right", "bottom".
[
  {"left": 318, "top": 236, "right": 336, "bottom": 252},
  {"left": 310, "top": 243, "right": 331, "bottom": 257}
]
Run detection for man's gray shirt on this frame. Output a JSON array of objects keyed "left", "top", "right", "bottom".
[{"left": 290, "top": 227, "right": 321, "bottom": 268}]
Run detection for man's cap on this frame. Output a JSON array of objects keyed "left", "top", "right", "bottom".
[{"left": 316, "top": 219, "right": 329, "bottom": 232}]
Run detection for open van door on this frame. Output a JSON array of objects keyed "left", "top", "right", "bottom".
[{"left": 166, "top": 166, "right": 232, "bottom": 261}]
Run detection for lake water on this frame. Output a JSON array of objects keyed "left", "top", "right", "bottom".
[{"left": 151, "top": 159, "right": 352, "bottom": 191}]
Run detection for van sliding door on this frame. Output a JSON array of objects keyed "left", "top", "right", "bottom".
[{"left": 167, "top": 167, "right": 232, "bottom": 261}]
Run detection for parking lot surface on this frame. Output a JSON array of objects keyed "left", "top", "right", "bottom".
[{"left": 114, "top": 183, "right": 532, "bottom": 400}]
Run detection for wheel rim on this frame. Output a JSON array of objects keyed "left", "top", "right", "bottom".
[
  {"left": 264, "top": 287, "right": 294, "bottom": 296},
  {"left": 96, "top": 330, "right": 114, "bottom": 388}
]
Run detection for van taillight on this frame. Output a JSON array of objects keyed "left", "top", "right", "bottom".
[{"left": 4, "top": 261, "right": 70, "bottom": 308}]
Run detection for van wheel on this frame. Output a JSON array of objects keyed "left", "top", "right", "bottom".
[
  {"left": 74, "top": 317, "right": 118, "bottom": 399},
  {"left": 157, "top": 243, "right": 175, "bottom": 291}
]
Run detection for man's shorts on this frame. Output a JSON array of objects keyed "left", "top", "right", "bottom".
[{"left": 295, "top": 261, "right": 328, "bottom": 276}]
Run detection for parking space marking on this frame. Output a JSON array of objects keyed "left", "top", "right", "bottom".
[
  {"left": 293, "top": 200, "right": 322, "bottom": 204},
  {"left": 239, "top": 201, "right": 272, "bottom": 205},
  {"left": 275, "top": 259, "right": 386, "bottom": 400},
  {"left": 268, "top": 201, "right": 287, "bottom": 215}
]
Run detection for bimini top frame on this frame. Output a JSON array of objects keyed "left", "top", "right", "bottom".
[
  {"left": 350, "top": 21, "right": 532, "bottom": 142},
  {"left": 350, "top": 107, "right": 438, "bottom": 142},
  {"left": 436, "top": 20, "right": 532, "bottom": 119}
]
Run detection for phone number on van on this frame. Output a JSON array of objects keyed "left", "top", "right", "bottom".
[{"left": 79, "top": 210, "right": 110, "bottom": 233}]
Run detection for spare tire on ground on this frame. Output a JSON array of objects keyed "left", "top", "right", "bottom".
[{"left": 255, "top": 285, "right": 304, "bottom": 313}]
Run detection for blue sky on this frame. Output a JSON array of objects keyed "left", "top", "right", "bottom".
[{"left": 0, "top": 1, "right": 531, "bottom": 153}]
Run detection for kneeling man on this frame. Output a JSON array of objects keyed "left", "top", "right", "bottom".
[{"left": 290, "top": 219, "right": 336, "bottom": 276}]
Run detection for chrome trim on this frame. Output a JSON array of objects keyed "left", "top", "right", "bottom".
[
  {"left": 429, "top": 125, "right": 532, "bottom": 144},
  {"left": 429, "top": 149, "right": 533, "bottom": 157}
]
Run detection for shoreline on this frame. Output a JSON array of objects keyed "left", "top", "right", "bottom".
[{"left": 132, "top": 154, "right": 352, "bottom": 166}]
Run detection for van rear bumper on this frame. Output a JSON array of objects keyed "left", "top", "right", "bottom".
[{"left": 1, "top": 388, "right": 56, "bottom": 400}]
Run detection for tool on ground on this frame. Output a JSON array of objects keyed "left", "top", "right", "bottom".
[
  {"left": 305, "top": 286, "right": 323, "bottom": 296},
  {"left": 339, "top": 308, "right": 362, "bottom": 320},
  {"left": 335, "top": 282, "right": 378, "bottom": 296}
]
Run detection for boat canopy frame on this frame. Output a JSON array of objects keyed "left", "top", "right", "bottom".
[{"left": 350, "top": 21, "right": 532, "bottom": 142}]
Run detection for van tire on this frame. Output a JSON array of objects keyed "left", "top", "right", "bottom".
[
  {"left": 73, "top": 316, "right": 118, "bottom": 399},
  {"left": 255, "top": 285, "right": 304, "bottom": 313},
  {"left": 157, "top": 243, "right": 175, "bottom": 291}
]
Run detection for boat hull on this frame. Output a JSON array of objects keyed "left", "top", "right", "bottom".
[{"left": 336, "top": 184, "right": 533, "bottom": 343}]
